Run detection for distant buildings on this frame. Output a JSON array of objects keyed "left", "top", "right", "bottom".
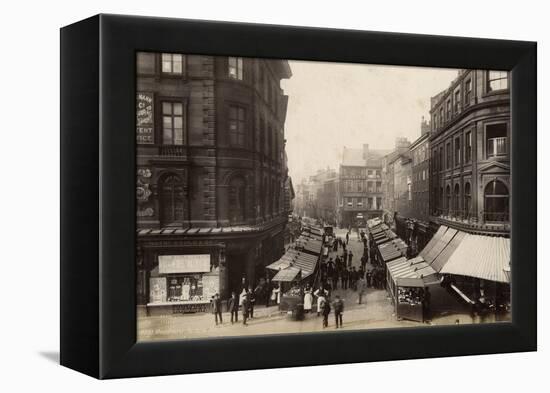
[
  {"left": 382, "top": 137, "right": 412, "bottom": 224},
  {"left": 338, "top": 145, "right": 389, "bottom": 228}
]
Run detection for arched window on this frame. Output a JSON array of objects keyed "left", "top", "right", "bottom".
[
  {"left": 445, "top": 185, "right": 451, "bottom": 214},
  {"left": 453, "top": 184, "right": 460, "bottom": 216},
  {"left": 160, "top": 174, "right": 185, "bottom": 226},
  {"left": 484, "top": 180, "right": 509, "bottom": 222},
  {"left": 464, "top": 182, "right": 471, "bottom": 219},
  {"left": 439, "top": 186, "right": 443, "bottom": 213},
  {"left": 228, "top": 177, "right": 246, "bottom": 224}
]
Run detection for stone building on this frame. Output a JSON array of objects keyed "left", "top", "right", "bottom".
[
  {"left": 426, "top": 69, "right": 510, "bottom": 305},
  {"left": 135, "top": 52, "right": 292, "bottom": 307},
  {"left": 429, "top": 69, "right": 510, "bottom": 232},
  {"left": 338, "top": 145, "right": 388, "bottom": 228},
  {"left": 408, "top": 118, "right": 431, "bottom": 250}
]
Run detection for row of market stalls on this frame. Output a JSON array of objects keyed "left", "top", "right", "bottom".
[
  {"left": 367, "top": 219, "right": 511, "bottom": 322},
  {"left": 266, "top": 225, "right": 324, "bottom": 311}
]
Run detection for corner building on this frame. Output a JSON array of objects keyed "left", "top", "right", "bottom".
[
  {"left": 135, "top": 52, "right": 292, "bottom": 307},
  {"left": 429, "top": 69, "right": 510, "bottom": 231}
]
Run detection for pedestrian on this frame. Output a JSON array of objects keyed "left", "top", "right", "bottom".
[
  {"left": 242, "top": 293, "right": 250, "bottom": 326},
  {"left": 348, "top": 250, "right": 354, "bottom": 267},
  {"left": 265, "top": 278, "right": 273, "bottom": 307},
  {"left": 211, "top": 293, "right": 223, "bottom": 325},
  {"left": 358, "top": 277, "right": 367, "bottom": 305},
  {"left": 343, "top": 251, "right": 348, "bottom": 266},
  {"left": 333, "top": 295, "right": 344, "bottom": 328},
  {"left": 423, "top": 287, "right": 431, "bottom": 321},
  {"left": 304, "top": 284, "right": 313, "bottom": 313},
  {"left": 271, "top": 284, "right": 281, "bottom": 305},
  {"left": 366, "top": 270, "right": 372, "bottom": 288},
  {"left": 228, "top": 291, "right": 239, "bottom": 324},
  {"left": 358, "top": 265, "right": 365, "bottom": 280},
  {"left": 351, "top": 267, "right": 358, "bottom": 290},
  {"left": 321, "top": 296, "right": 331, "bottom": 328},
  {"left": 346, "top": 232, "right": 349, "bottom": 245},
  {"left": 333, "top": 239, "right": 338, "bottom": 252},
  {"left": 248, "top": 286, "right": 256, "bottom": 318},
  {"left": 342, "top": 267, "right": 349, "bottom": 290},
  {"left": 314, "top": 286, "right": 328, "bottom": 316},
  {"left": 360, "top": 255, "right": 367, "bottom": 270}
]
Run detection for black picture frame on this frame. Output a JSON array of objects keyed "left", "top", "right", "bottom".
[{"left": 60, "top": 14, "right": 536, "bottom": 379}]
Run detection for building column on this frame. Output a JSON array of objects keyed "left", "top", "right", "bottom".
[{"left": 218, "top": 246, "right": 229, "bottom": 299}]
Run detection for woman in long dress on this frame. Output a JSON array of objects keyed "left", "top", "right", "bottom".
[
  {"left": 314, "top": 286, "right": 328, "bottom": 316},
  {"left": 303, "top": 285, "right": 313, "bottom": 313}
]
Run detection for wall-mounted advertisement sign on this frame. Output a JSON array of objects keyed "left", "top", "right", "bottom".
[{"left": 136, "top": 92, "right": 154, "bottom": 144}]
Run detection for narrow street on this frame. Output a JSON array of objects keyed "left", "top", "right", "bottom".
[{"left": 137, "top": 227, "right": 507, "bottom": 341}]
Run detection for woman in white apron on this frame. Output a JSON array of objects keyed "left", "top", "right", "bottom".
[{"left": 303, "top": 285, "right": 313, "bottom": 313}]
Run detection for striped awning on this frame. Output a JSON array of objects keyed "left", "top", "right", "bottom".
[
  {"left": 440, "top": 234, "right": 510, "bottom": 283},
  {"left": 387, "top": 256, "right": 438, "bottom": 287}
]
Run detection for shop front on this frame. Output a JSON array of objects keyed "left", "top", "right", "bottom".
[{"left": 147, "top": 253, "right": 220, "bottom": 316}]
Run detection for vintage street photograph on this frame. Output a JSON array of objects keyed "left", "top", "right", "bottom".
[{"left": 135, "top": 53, "right": 511, "bottom": 341}]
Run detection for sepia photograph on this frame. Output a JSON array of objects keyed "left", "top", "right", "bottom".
[{"left": 135, "top": 52, "right": 511, "bottom": 341}]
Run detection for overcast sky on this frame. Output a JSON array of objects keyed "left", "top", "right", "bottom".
[{"left": 281, "top": 61, "right": 459, "bottom": 184}]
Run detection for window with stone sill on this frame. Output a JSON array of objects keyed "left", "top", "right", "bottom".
[{"left": 162, "top": 101, "right": 184, "bottom": 145}]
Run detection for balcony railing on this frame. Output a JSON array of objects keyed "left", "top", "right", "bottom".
[
  {"left": 487, "top": 137, "right": 507, "bottom": 157},
  {"left": 159, "top": 145, "right": 186, "bottom": 156},
  {"left": 432, "top": 208, "right": 510, "bottom": 225}
]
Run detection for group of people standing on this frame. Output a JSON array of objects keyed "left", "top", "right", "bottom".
[{"left": 211, "top": 285, "right": 261, "bottom": 326}]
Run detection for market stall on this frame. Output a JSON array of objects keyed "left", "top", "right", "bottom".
[{"left": 386, "top": 256, "right": 438, "bottom": 322}]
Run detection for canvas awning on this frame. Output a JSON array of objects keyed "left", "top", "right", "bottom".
[
  {"left": 386, "top": 256, "right": 438, "bottom": 286},
  {"left": 423, "top": 227, "right": 458, "bottom": 265},
  {"left": 419, "top": 225, "right": 447, "bottom": 259},
  {"left": 272, "top": 266, "right": 301, "bottom": 282},
  {"left": 440, "top": 234, "right": 510, "bottom": 283}
]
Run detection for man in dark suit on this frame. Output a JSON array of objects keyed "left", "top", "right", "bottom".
[
  {"left": 333, "top": 295, "right": 344, "bottom": 328},
  {"left": 227, "top": 291, "right": 239, "bottom": 324},
  {"left": 211, "top": 293, "right": 222, "bottom": 325}
]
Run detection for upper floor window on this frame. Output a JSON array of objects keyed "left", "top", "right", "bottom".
[
  {"left": 162, "top": 102, "right": 184, "bottom": 145},
  {"left": 228, "top": 57, "right": 243, "bottom": 80},
  {"left": 465, "top": 79, "right": 472, "bottom": 105},
  {"left": 228, "top": 177, "right": 246, "bottom": 224},
  {"left": 439, "top": 107, "right": 444, "bottom": 124},
  {"left": 159, "top": 174, "right": 185, "bottom": 226},
  {"left": 484, "top": 180, "right": 509, "bottom": 222},
  {"left": 446, "top": 143, "right": 452, "bottom": 169},
  {"left": 433, "top": 113, "right": 438, "bottom": 130},
  {"left": 454, "top": 89, "right": 461, "bottom": 113},
  {"left": 486, "top": 123, "right": 508, "bottom": 158},
  {"left": 465, "top": 131, "right": 472, "bottom": 163},
  {"left": 454, "top": 137, "right": 461, "bottom": 166},
  {"left": 229, "top": 106, "right": 246, "bottom": 147},
  {"left": 161, "top": 53, "right": 183, "bottom": 74},
  {"left": 446, "top": 99, "right": 452, "bottom": 120},
  {"left": 487, "top": 71, "right": 508, "bottom": 92}
]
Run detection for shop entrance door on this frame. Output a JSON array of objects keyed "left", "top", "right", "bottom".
[{"left": 227, "top": 252, "right": 246, "bottom": 295}]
